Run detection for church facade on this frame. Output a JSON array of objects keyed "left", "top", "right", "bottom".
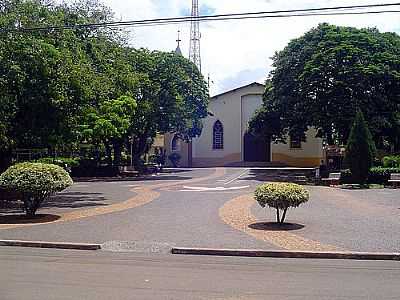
[{"left": 165, "top": 82, "right": 324, "bottom": 167}]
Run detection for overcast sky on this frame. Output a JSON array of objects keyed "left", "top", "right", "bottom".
[{"left": 100, "top": 0, "right": 400, "bottom": 95}]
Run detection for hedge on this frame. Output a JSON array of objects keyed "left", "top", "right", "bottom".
[
  {"left": 35, "top": 157, "right": 80, "bottom": 170},
  {"left": 340, "top": 167, "right": 400, "bottom": 185},
  {"left": 368, "top": 167, "right": 400, "bottom": 184},
  {"left": 382, "top": 155, "right": 400, "bottom": 168}
]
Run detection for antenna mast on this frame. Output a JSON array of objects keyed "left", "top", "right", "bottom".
[{"left": 189, "top": 0, "right": 201, "bottom": 71}]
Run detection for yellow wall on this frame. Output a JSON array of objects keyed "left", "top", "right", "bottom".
[
  {"left": 272, "top": 153, "right": 321, "bottom": 167},
  {"left": 164, "top": 133, "right": 190, "bottom": 167},
  {"left": 193, "top": 153, "right": 241, "bottom": 167}
]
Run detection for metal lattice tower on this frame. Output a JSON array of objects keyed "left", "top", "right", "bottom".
[{"left": 189, "top": 0, "right": 201, "bottom": 71}]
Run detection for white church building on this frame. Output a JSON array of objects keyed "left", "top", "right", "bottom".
[{"left": 164, "top": 82, "right": 324, "bottom": 168}]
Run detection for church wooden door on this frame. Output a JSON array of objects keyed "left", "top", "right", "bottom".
[{"left": 243, "top": 132, "right": 271, "bottom": 162}]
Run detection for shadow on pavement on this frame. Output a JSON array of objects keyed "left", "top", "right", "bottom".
[
  {"left": 249, "top": 222, "right": 305, "bottom": 231},
  {"left": 0, "top": 214, "right": 60, "bottom": 224},
  {"left": 74, "top": 175, "right": 193, "bottom": 183},
  {"left": 238, "top": 169, "right": 282, "bottom": 182},
  {"left": 42, "top": 191, "right": 108, "bottom": 209}
]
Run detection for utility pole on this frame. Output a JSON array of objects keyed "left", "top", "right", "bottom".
[{"left": 189, "top": 0, "right": 201, "bottom": 71}]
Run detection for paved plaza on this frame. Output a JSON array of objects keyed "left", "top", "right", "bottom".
[{"left": 1, "top": 167, "right": 399, "bottom": 252}]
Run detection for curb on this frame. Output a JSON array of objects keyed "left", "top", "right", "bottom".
[
  {"left": 171, "top": 247, "right": 400, "bottom": 261},
  {"left": 0, "top": 240, "right": 101, "bottom": 251}
]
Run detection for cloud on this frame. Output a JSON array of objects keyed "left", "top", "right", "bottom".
[
  {"left": 217, "top": 67, "right": 267, "bottom": 93},
  {"left": 100, "top": 0, "right": 400, "bottom": 95},
  {"left": 200, "top": 4, "right": 216, "bottom": 16}
]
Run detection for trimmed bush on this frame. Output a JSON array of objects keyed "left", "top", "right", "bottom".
[
  {"left": 254, "top": 182, "right": 309, "bottom": 224},
  {"left": 35, "top": 157, "right": 80, "bottom": 172},
  {"left": 0, "top": 163, "right": 73, "bottom": 217}
]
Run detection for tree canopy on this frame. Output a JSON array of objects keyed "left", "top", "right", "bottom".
[
  {"left": 250, "top": 23, "right": 400, "bottom": 150},
  {"left": 0, "top": 0, "right": 209, "bottom": 170}
]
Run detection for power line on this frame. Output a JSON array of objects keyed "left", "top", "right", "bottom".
[
  {"left": 105, "top": 10, "right": 400, "bottom": 29},
  {"left": 4, "top": 2, "right": 400, "bottom": 32}
]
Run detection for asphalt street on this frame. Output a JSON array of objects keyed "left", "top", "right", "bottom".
[
  {"left": 1, "top": 247, "right": 400, "bottom": 300},
  {"left": 0, "top": 168, "right": 275, "bottom": 249},
  {"left": 1, "top": 167, "right": 399, "bottom": 251}
]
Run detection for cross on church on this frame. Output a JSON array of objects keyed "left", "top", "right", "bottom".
[
  {"left": 175, "top": 30, "right": 182, "bottom": 55},
  {"left": 176, "top": 30, "right": 181, "bottom": 45}
]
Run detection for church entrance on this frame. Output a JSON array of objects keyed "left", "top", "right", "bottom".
[{"left": 243, "top": 132, "right": 271, "bottom": 162}]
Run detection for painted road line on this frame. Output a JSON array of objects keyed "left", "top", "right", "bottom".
[
  {"left": 180, "top": 186, "right": 250, "bottom": 192},
  {"left": 0, "top": 168, "right": 226, "bottom": 231},
  {"left": 224, "top": 169, "right": 249, "bottom": 185}
]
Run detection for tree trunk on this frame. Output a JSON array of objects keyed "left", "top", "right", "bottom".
[
  {"left": 276, "top": 208, "right": 280, "bottom": 223},
  {"left": 113, "top": 140, "right": 123, "bottom": 166},
  {"left": 132, "top": 134, "right": 151, "bottom": 171},
  {"left": 280, "top": 208, "right": 288, "bottom": 224},
  {"left": 104, "top": 142, "right": 112, "bottom": 166},
  {"left": 23, "top": 194, "right": 38, "bottom": 218},
  {"left": 0, "top": 149, "right": 12, "bottom": 173}
]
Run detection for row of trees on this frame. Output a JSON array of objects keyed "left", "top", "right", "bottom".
[
  {"left": 0, "top": 0, "right": 209, "bottom": 171},
  {"left": 250, "top": 23, "right": 400, "bottom": 151}
]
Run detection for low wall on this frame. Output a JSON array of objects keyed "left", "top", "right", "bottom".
[
  {"left": 193, "top": 153, "right": 241, "bottom": 167},
  {"left": 272, "top": 153, "right": 322, "bottom": 168}
]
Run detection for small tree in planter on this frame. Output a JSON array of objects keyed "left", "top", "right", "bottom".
[
  {"left": 0, "top": 163, "right": 73, "bottom": 217},
  {"left": 254, "top": 182, "right": 309, "bottom": 224}
]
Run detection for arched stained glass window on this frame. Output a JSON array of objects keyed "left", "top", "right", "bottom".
[
  {"left": 171, "top": 135, "right": 180, "bottom": 151},
  {"left": 213, "top": 120, "right": 224, "bottom": 150}
]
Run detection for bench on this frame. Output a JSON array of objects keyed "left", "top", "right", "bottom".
[
  {"left": 119, "top": 166, "right": 138, "bottom": 177},
  {"left": 275, "top": 174, "right": 307, "bottom": 184},
  {"left": 289, "top": 175, "right": 307, "bottom": 184},
  {"left": 321, "top": 172, "right": 341, "bottom": 186},
  {"left": 388, "top": 173, "right": 400, "bottom": 188}
]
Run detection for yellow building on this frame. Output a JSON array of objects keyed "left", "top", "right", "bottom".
[{"left": 165, "top": 82, "right": 324, "bottom": 168}]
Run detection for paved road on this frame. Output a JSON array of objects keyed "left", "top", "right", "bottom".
[
  {"left": 0, "top": 168, "right": 274, "bottom": 249},
  {"left": 1, "top": 247, "right": 400, "bottom": 300},
  {"left": 1, "top": 167, "right": 399, "bottom": 252},
  {"left": 251, "top": 185, "right": 400, "bottom": 252}
]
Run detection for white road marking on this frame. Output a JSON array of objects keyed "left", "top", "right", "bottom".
[
  {"left": 224, "top": 169, "right": 249, "bottom": 185},
  {"left": 180, "top": 185, "right": 250, "bottom": 192}
]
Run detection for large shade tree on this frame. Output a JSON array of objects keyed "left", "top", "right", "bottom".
[
  {"left": 250, "top": 23, "right": 400, "bottom": 150},
  {"left": 0, "top": 0, "right": 209, "bottom": 171},
  {"left": 126, "top": 49, "right": 209, "bottom": 166},
  {"left": 0, "top": 0, "right": 122, "bottom": 169}
]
